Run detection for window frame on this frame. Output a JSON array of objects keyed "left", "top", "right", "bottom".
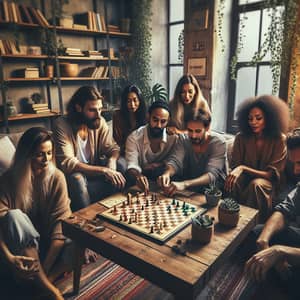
[
  {"left": 227, "top": 0, "right": 284, "bottom": 133},
  {"left": 167, "top": 0, "right": 185, "bottom": 98}
]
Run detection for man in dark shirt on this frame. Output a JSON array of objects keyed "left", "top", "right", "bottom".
[{"left": 245, "top": 130, "right": 300, "bottom": 299}]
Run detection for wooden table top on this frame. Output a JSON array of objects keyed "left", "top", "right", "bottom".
[{"left": 62, "top": 192, "right": 258, "bottom": 299}]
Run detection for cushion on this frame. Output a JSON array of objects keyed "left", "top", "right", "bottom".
[{"left": 0, "top": 136, "right": 16, "bottom": 175}]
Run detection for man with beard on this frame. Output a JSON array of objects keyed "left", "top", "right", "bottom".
[
  {"left": 158, "top": 109, "right": 227, "bottom": 196},
  {"left": 53, "top": 86, "right": 126, "bottom": 211},
  {"left": 126, "top": 100, "right": 178, "bottom": 193}
]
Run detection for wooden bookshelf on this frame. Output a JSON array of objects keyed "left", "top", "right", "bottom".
[{"left": 0, "top": 112, "right": 59, "bottom": 122}]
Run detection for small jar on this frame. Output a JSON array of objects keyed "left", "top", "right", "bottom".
[{"left": 6, "top": 101, "right": 18, "bottom": 117}]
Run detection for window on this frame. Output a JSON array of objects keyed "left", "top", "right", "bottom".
[
  {"left": 167, "top": 0, "right": 184, "bottom": 98},
  {"left": 227, "top": 0, "right": 283, "bottom": 132}
]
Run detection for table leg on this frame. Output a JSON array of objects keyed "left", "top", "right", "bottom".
[{"left": 73, "top": 243, "right": 85, "bottom": 294}]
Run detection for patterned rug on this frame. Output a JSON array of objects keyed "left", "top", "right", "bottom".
[{"left": 0, "top": 250, "right": 289, "bottom": 300}]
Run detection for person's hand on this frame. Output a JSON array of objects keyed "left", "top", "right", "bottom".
[
  {"left": 9, "top": 255, "right": 39, "bottom": 279},
  {"left": 224, "top": 166, "right": 244, "bottom": 193},
  {"left": 166, "top": 126, "right": 178, "bottom": 135},
  {"left": 136, "top": 175, "right": 149, "bottom": 194},
  {"left": 245, "top": 245, "right": 282, "bottom": 282},
  {"left": 157, "top": 173, "right": 171, "bottom": 189},
  {"left": 103, "top": 168, "right": 126, "bottom": 189},
  {"left": 256, "top": 238, "right": 269, "bottom": 251},
  {"left": 163, "top": 181, "right": 186, "bottom": 197}
]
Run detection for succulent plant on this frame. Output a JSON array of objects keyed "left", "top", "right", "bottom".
[
  {"left": 192, "top": 214, "right": 214, "bottom": 228},
  {"left": 205, "top": 183, "right": 222, "bottom": 196},
  {"left": 219, "top": 197, "right": 240, "bottom": 212}
]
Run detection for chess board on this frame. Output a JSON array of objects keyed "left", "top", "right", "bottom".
[{"left": 98, "top": 192, "right": 206, "bottom": 244}]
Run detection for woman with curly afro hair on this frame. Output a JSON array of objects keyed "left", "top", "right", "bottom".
[{"left": 224, "top": 95, "right": 289, "bottom": 221}]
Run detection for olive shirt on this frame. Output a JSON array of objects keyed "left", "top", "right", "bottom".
[{"left": 53, "top": 116, "right": 120, "bottom": 174}]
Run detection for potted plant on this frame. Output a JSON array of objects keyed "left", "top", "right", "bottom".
[
  {"left": 204, "top": 183, "right": 222, "bottom": 207},
  {"left": 191, "top": 214, "right": 214, "bottom": 244},
  {"left": 218, "top": 197, "right": 240, "bottom": 227}
]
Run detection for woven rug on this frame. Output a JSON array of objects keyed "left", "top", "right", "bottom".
[
  {"left": 55, "top": 254, "right": 253, "bottom": 300},
  {"left": 56, "top": 256, "right": 173, "bottom": 300},
  {"left": 0, "top": 251, "right": 289, "bottom": 299}
]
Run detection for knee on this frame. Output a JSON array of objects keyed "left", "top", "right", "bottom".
[{"left": 249, "top": 178, "right": 272, "bottom": 192}]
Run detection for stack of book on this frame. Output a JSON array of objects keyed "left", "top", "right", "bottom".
[
  {"left": 107, "top": 25, "right": 120, "bottom": 32},
  {"left": 27, "top": 103, "right": 50, "bottom": 114},
  {"left": 99, "top": 48, "right": 115, "bottom": 58},
  {"left": 64, "top": 47, "right": 84, "bottom": 56},
  {"left": 83, "top": 50, "right": 103, "bottom": 58},
  {"left": 14, "top": 67, "right": 39, "bottom": 78}
]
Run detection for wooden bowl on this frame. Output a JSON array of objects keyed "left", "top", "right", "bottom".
[{"left": 59, "top": 63, "right": 79, "bottom": 77}]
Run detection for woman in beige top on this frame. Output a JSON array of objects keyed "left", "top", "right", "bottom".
[
  {"left": 0, "top": 127, "right": 71, "bottom": 300},
  {"left": 168, "top": 74, "right": 210, "bottom": 134}
]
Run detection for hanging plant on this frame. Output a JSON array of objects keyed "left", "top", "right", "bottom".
[
  {"left": 178, "top": 29, "right": 184, "bottom": 64},
  {"left": 129, "top": 0, "right": 153, "bottom": 102},
  {"left": 216, "top": 0, "right": 226, "bottom": 53},
  {"left": 228, "top": 0, "right": 299, "bottom": 101}
]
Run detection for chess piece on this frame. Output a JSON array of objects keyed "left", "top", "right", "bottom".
[{"left": 127, "top": 193, "right": 132, "bottom": 205}]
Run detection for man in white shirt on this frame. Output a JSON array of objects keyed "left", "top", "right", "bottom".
[{"left": 125, "top": 100, "right": 178, "bottom": 193}]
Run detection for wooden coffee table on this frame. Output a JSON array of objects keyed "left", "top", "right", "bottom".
[{"left": 62, "top": 192, "right": 258, "bottom": 299}]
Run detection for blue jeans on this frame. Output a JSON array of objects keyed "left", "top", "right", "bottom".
[{"left": 67, "top": 157, "right": 126, "bottom": 211}]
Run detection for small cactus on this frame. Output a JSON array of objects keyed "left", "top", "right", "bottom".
[
  {"left": 192, "top": 214, "right": 214, "bottom": 228},
  {"left": 219, "top": 197, "right": 240, "bottom": 212},
  {"left": 205, "top": 183, "right": 221, "bottom": 196}
]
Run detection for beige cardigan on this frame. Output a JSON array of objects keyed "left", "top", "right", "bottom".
[
  {"left": 53, "top": 116, "right": 120, "bottom": 174},
  {"left": 0, "top": 168, "right": 71, "bottom": 242}
]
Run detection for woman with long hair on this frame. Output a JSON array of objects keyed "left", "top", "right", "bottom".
[
  {"left": 0, "top": 127, "right": 71, "bottom": 300},
  {"left": 168, "top": 74, "right": 210, "bottom": 134},
  {"left": 224, "top": 95, "right": 289, "bottom": 221},
  {"left": 113, "top": 84, "right": 147, "bottom": 154}
]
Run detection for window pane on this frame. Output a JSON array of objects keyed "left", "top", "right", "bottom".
[
  {"left": 261, "top": 6, "right": 284, "bottom": 61},
  {"left": 169, "top": 24, "right": 184, "bottom": 64},
  {"left": 170, "top": 0, "right": 184, "bottom": 22},
  {"left": 237, "top": 11, "right": 260, "bottom": 62},
  {"left": 257, "top": 65, "right": 279, "bottom": 96},
  {"left": 169, "top": 66, "right": 183, "bottom": 98},
  {"left": 234, "top": 67, "right": 256, "bottom": 117},
  {"left": 239, "top": 0, "right": 263, "bottom": 4}
]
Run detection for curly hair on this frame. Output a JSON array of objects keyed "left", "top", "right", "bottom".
[
  {"left": 67, "top": 86, "right": 103, "bottom": 121},
  {"left": 120, "top": 84, "right": 147, "bottom": 128},
  {"left": 169, "top": 74, "right": 210, "bottom": 130},
  {"left": 236, "top": 95, "right": 289, "bottom": 138}
]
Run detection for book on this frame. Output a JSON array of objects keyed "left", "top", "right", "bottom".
[
  {"left": 74, "top": 12, "right": 91, "bottom": 30},
  {"left": 72, "top": 23, "right": 88, "bottom": 30},
  {"left": 14, "top": 68, "right": 39, "bottom": 78},
  {"left": 2, "top": 1, "right": 9, "bottom": 22},
  {"left": 31, "top": 103, "right": 49, "bottom": 108},
  {"left": 19, "top": 4, "right": 33, "bottom": 24},
  {"left": 35, "top": 8, "right": 49, "bottom": 27}
]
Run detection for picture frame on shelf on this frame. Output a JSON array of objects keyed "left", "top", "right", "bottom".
[{"left": 188, "top": 57, "right": 207, "bottom": 78}]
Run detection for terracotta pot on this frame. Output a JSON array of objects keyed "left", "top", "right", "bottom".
[
  {"left": 205, "top": 190, "right": 222, "bottom": 207},
  {"left": 59, "top": 63, "right": 79, "bottom": 77},
  {"left": 191, "top": 224, "right": 213, "bottom": 244},
  {"left": 45, "top": 65, "right": 54, "bottom": 77},
  {"left": 218, "top": 206, "right": 240, "bottom": 227}
]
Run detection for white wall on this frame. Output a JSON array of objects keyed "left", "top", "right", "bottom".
[
  {"left": 211, "top": 0, "right": 232, "bottom": 132},
  {"left": 150, "top": 0, "right": 168, "bottom": 90}
]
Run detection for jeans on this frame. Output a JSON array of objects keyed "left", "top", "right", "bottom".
[{"left": 67, "top": 157, "right": 126, "bottom": 211}]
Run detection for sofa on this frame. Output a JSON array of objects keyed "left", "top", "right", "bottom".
[{"left": 0, "top": 132, "right": 22, "bottom": 175}]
